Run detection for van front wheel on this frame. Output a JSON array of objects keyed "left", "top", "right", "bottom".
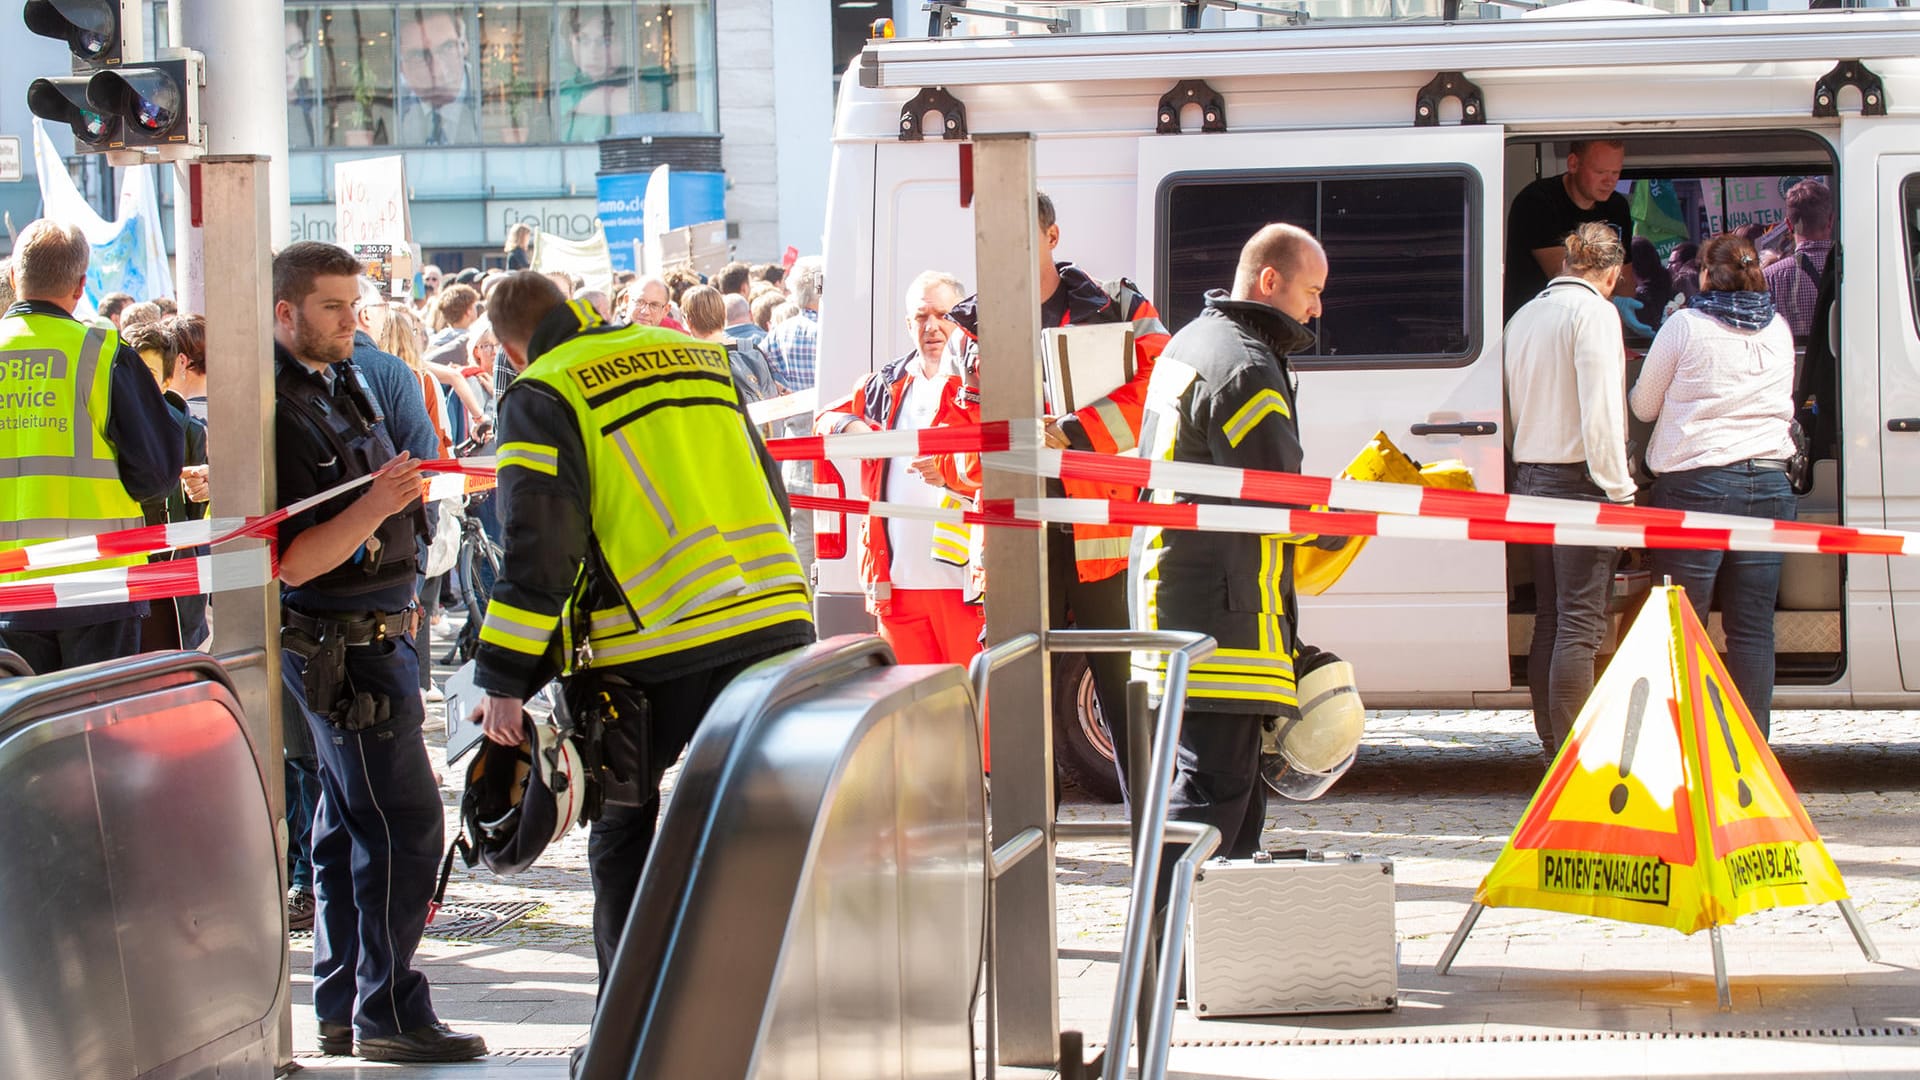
[{"left": 1050, "top": 653, "right": 1124, "bottom": 803}]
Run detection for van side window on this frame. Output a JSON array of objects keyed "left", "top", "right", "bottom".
[
  {"left": 1158, "top": 171, "right": 1476, "bottom": 366},
  {"left": 1908, "top": 177, "right": 1920, "bottom": 335}
]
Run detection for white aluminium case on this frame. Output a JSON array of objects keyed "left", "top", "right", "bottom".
[{"left": 1185, "top": 850, "right": 1398, "bottom": 1018}]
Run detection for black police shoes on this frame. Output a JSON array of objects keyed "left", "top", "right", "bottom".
[
  {"left": 316, "top": 1022, "right": 352, "bottom": 1056},
  {"left": 357, "top": 1022, "right": 488, "bottom": 1062}
]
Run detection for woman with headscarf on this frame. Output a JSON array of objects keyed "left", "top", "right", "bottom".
[{"left": 1630, "top": 232, "right": 1796, "bottom": 738}]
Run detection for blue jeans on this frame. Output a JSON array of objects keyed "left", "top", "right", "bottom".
[
  {"left": 1514, "top": 463, "right": 1619, "bottom": 757},
  {"left": 1648, "top": 462, "right": 1795, "bottom": 739}
]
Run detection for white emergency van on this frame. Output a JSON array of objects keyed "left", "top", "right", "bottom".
[{"left": 813, "top": 2, "right": 1920, "bottom": 797}]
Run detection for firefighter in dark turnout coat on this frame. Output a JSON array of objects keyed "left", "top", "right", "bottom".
[{"left": 1129, "top": 224, "right": 1339, "bottom": 865}]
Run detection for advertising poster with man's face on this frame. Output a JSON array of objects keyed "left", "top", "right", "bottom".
[{"left": 556, "top": 3, "right": 636, "bottom": 143}]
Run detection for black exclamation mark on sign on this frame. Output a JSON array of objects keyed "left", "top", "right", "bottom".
[
  {"left": 1609, "top": 677, "right": 1651, "bottom": 815},
  {"left": 1705, "top": 677, "right": 1754, "bottom": 808}
]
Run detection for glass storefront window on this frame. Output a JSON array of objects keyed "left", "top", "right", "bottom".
[
  {"left": 555, "top": 3, "right": 636, "bottom": 143},
  {"left": 636, "top": 2, "right": 715, "bottom": 127},
  {"left": 480, "top": 5, "right": 554, "bottom": 144},
  {"left": 316, "top": 7, "right": 398, "bottom": 147},
  {"left": 287, "top": 2, "right": 717, "bottom": 148},
  {"left": 395, "top": 6, "right": 480, "bottom": 145}
]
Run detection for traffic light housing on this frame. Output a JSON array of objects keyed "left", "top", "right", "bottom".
[
  {"left": 26, "top": 76, "right": 117, "bottom": 151},
  {"left": 25, "top": 0, "right": 204, "bottom": 162},
  {"left": 90, "top": 56, "right": 203, "bottom": 158},
  {"left": 23, "top": 0, "right": 130, "bottom": 68}
]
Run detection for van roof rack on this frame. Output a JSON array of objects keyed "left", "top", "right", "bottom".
[
  {"left": 924, "top": 0, "right": 1310, "bottom": 37},
  {"left": 913, "top": 0, "right": 1904, "bottom": 40},
  {"left": 863, "top": 7, "right": 1920, "bottom": 89}
]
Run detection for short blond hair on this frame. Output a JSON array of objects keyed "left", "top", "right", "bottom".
[
  {"left": 681, "top": 285, "right": 728, "bottom": 336},
  {"left": 12, "top": 219, "right": 90, "bottom": 300}
]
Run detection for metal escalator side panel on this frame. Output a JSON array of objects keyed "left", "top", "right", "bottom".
[
  {"left": 0, "top": 709, "right": 137, "bottom": 1080},
  {"left": 750, "top": 669, "right": 988, "bottom": 1080},
  {"left": 610, "top": 662, "right": 982, "bottom": 1080},
  {"left": 0, "top": 654, "right": 280, "bottom": 1080},
  {"left": 93, "top": 682, "right": 283, "bottom": 1071},
  {"left": 581, "top": 635, "right": 895, "bottom": 1080}
]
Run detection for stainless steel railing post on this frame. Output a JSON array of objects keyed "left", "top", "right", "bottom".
[
  {"left": 1043, "top": 630, "right": 1214, "bottom": 1080},
  {"left": 968, "top": 633, "right": 1043, "bottom": 1080}
]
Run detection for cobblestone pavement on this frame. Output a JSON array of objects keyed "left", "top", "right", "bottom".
[{"left": 293, "top": 639, "right": 1920, "bottom": 1077}]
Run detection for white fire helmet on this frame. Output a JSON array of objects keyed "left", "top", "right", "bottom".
[{"left": 1261, "top": 658, "right": 1365, "bottom": 801}]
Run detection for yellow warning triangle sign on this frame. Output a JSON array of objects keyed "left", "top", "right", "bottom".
[{"left": 1474, "top": 586, "right": 1849, "bottom": 934}]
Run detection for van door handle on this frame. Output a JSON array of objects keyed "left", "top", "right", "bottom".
[
  {"left": 1889, "top": 418, "right": 1920, "bottom": 433},
  {"left": 1410, "top": 421, "right": 1498, "bottom": 437}
]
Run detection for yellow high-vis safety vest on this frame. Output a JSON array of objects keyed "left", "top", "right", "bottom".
[
  {"left": 0, "top": 312, "right": 147, "bottom": 581},
  {"left": 488, "top": 318, "right": 811, "bottom": 671}
]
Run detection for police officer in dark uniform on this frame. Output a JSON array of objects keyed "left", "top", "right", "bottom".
[{"left": 270, "top": 241, "right": 485, "bottom": 1064}]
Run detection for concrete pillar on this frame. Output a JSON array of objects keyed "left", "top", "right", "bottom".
[{"left": 170, "top": 0, "right": 290, "bottom": 311}]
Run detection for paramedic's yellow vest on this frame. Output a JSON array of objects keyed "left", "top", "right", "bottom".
[
  {"left": 0, "top": 312, "right": 147, "bottom": 581},
  {"left": 511, "top": 322, "right": 810, "bottom": 669}
]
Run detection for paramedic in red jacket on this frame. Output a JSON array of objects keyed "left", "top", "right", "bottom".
[
  {"left": 939, "top": 190, "right": 1171, "bottom": 742},
  {"left": 815, "top": 271, "right": 982, "bottom": 667}
]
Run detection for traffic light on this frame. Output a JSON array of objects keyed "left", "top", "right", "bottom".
[
  {"left": 24, "top": 0, "right": 138, "bottom": 154},
  {"left": 26, "top": 76, "right": 116, "bottom": 151},
  {"left": 22, "top": 0, "right": 131, "bottom": 67},
  {"left": 24, "top": 0, "right": 203, "bottom": 162},
  {"left": 91, "top": 56, "right": 203, "bottom": 158}
]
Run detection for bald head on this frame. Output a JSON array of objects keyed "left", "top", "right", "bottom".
[{"left": 1232, "top": 224, "right": 1327, "bottom": 326}]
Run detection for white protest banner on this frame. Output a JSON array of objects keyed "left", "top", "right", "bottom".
[
  {"left": 335, "top": 155, "right": 413, "bottom": 296},
  {"left": 642, "top": 163, "right": 670, "bottom": 276}
]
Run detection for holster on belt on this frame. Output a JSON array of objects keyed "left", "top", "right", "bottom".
[
  {"left": 562, "top": 674, "right": 650, "bottom": 816},
  {"left": 281, "top": 623, "right": 350, "bottom": 717},
  {"left": 281, "top": 606, "right": 417, "bottom": 726}
]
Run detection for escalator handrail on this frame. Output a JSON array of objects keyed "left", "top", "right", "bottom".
[
  {"left": 578, "top": 634, "right": 896, "bottom": 1080},
  {"left": 0, "top": 650, "right": 240, "bottom": 740},
  {"left": 0, "top": 649, "right": 30, "bottom": 679}
]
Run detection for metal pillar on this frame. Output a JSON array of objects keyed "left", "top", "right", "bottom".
[
  {"left": 200, "top": 154, "right": 290, "bottom": 1071},
  {"left": 171, "top": 0, "right": 292, "bottom": 311},
  {"left": 972, "top": 132, "right": 1058, "bottom": 1068}
]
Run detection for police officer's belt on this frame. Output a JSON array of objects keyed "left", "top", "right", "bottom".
[{"left": 283, "top": 605, "right": 421, "bottom": 646}]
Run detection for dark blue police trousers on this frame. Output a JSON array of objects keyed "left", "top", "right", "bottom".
[{"left": 281, "top": 634, "right": 443, "bottom": 1038}]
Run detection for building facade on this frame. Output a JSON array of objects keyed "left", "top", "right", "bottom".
[{"left": 2, "top": 0, "right": 839, "bottom": 270}]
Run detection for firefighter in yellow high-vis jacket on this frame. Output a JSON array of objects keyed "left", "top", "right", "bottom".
[{"left": 467, "top": 272, "right": 815, "bottom": 983}]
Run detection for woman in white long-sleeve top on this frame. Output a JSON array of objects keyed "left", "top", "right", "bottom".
[
  {"left": 1630, "top": 232, "right": 1797, "bottom": 738},
  {"left": 1505, "top": 222, "right": 1635, "bottom": 760}
]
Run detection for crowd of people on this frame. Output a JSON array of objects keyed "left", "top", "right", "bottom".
[
  {"left": 1503, "top": 139, "right": 1827, "bottom": 751},
  {"left": 0, "top": 136, "right": 1834, "bottom": 1063}
]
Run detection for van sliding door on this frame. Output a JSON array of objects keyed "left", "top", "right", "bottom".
[
  {"left": 1870, "top": 147, "right": 1920, "bottom": 692},
  {"left": 1135, "top": 127, "right": 1509, "bottom": 696}
]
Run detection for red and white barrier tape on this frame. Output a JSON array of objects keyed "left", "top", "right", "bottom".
[
  {"left": 998, "top": 447, "right": 1915, "bottom": 556},
  {"left": 0, "top": 547, "right": 276, "bottom": 614},
  {"left": 6, "top": 418, "right": 1912, "bottom": 614},
  {"left": 765, "top": 420, "right": 1021, "bottom": 463},
  {"left": 747, "top": 388, "right": 818, "bottom": 427},
  {"left": 762, "top": 422, "right": 1919, "bottom": 559},
  {"left": 0, "top": 461, "right": 493, "bottom": 577}
]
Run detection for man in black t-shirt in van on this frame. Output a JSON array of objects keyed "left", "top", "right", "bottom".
[{"left": 1505, "top": 139, "right": 1638, "bottom": 319}]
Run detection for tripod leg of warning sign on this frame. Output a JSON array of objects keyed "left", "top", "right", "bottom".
[
  {"left": 1837, "top": 898, "right": 1881, "bottom": 963},
  {"left": 1710, "top": 925, "right": 1731, "bottom": 1011},
  {"left": 1432, "top": 901, "right": 1485, "bottom": 975}
]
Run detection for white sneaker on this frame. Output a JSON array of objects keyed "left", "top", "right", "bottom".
[{"left": 426, "top": 684, "right": 446, "bottom": 703}]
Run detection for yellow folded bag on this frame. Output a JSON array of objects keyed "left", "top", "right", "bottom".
[{"left": 1294, "top": 431, "right": 1476, "bottom": 596}]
